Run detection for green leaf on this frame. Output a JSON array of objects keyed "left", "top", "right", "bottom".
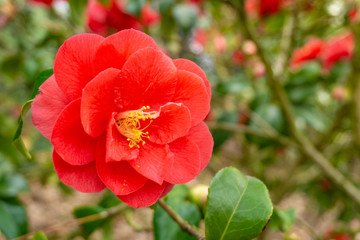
[
  {"left": 30, "top": 69, "right": 53, "bottom": 99},
  {"left": 205, "top": 167, "right": 273, "bottom": 240},
  {"left": 73, "top": 205, "right": 107, "bottom": 237},
  {"left": 172, "top": 4, "right": 198, "bottom": 31},
  {"left": 269, "top": 208, "right": 296, "bottom": 232},
  {"left": 30, "top": 231, "right": 48, "bottom": 240},
  {"left": 12, "top": 100, "right": 33, "bottom": 160},
  {"left": 98, "top": 191, "right": 122, "bottom": 209},
  {"left": 212, "top": 111, "right": 238, "bottom": 151},
  {"left": 68, "top": 0, "right": 87, "bottom": 25},
  {"left": 0, "top": 173, "right": 28, "bottom": 198},
  {"left": 154, "top": 185, "right": 201, "bottom": 240},
  {"left": 0, "top": 199, "right": 28, "bottom": 239},
  {"left": 12, "top": 68, "right": 53, "bottom": 160}
]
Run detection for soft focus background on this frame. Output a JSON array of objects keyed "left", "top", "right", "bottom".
[{"left": 1, "top": 0, "right": 360, "bottom": 239}]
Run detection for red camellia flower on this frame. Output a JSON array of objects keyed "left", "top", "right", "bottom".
[
  {"left": 290, "top": 38, "right": 325, "bottom": 70},
  {"left": 32, "top": 29, "right": 213, "bottom": 208},
  {"left": 86, "top": 0, "right": 141, "bottom": 35},
  {"left": 321, "top": 33, "right": 354, "bottom": 71}
]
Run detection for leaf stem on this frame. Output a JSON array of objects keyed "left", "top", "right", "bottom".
[{"left": 158, "top": 199, "right": 205, "bottom": 240}]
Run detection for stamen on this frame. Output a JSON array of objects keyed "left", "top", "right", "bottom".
[{"left": 115, "top": 106, "right": 157, "bottom": 148}]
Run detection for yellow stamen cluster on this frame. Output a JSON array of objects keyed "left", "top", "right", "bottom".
[{"left": 115, "top": 106, "right": 156, "bottom": 148}]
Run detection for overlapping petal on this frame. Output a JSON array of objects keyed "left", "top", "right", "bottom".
[
  {"left": 172, "top": 70, "right": 210, "bottom": 126},
  {"left": 114, "top": 47, "right": 177, "bottom": 111},
  {"left": 81, "top": 68, "right": 121, "bottom": 137},
  {"left": 51, "top": 99, "right": 97, "bottom": 166},
  {"left": 93, "top": 29, "right": 158, "bottom": 74},
  {"left": 117, "top": 180, "right": 168, "bottom": 208},
  {"left": 96, "top": 140, "right": 147, "bottom": 195},
  {"left": 173, "top": 58, "right": 211, "bottom": 97},
  {"left": 148, "top": 103, "right": 191, "bottom": 145},
  {"left": 165, "top": 137, "right": 201, "bottom": 184},
  {"left": 106, "top": 116, "right": 139, "bottom": 162},
  {"left": 53, "top": 151, "right": 105, "bottom": 193},
  {"left": 128, "top": 142, "right": 174, "bottom": 185},
  {"left": 54, "top": 33, "right": 104, "bottom": 100},
  {"left": 186, "top": 122, "right": 213, "bottom": 172},
  {"left": 31, "top": 75, "right": 70, "bottom": 139}
]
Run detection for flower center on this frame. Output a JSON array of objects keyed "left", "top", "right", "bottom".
[{"left": 115, "top": 106, "right": 157, "bottom": 149}]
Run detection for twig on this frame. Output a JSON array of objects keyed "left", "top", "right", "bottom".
[
  {"left": 158, "top": 199, "right": 205, "bottom": 240},
  {"left": 13, "top": 204, "right": 128, "bottom": 240},
  {"left": 207, "top": 122, "right": 297, "bottom": 148},
  {"left": 225, "top": 0, "right": 360, "bottom": 206}
]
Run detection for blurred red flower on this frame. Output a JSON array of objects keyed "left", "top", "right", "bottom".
[
  {"left": 86, "top": 0, "right": 141, "bottom": 35},
  {"left": 232, "top": 50, "right": 244, "bottom": 65},
  {"left": 290, "top": 38, "right": 325, "bottom": 70},
  {"left": 321, "top": 33, "right": 354, "bottom": 71},
  {"left": 32, "top": 29, "right": 213, "bottom": 208},
  {"left": 140, "top": 2, "right": 160, "bottom": 26},
  {"left": 245, "top": 0, "right": 290, "bottom": 17}
]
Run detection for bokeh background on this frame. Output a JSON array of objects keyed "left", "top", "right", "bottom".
[{"left": 1, "top": 0, "right": 360, "bottom": 239}]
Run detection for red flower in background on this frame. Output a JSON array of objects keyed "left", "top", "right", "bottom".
[
  {"left": 290, "top": 38, "right": 325, "bottom": 70},
  {"left": 29, "top": 0, "right": 66, "bottom": 7},
  {"left": 140, "top": 3, "right": 160, "bottom": 26},
  {"left": 32, "top": 29, "right": 213, "bottom": 208},
  {"left": 86, "top": 0, "right": 141, "bottom": 35},
  {"left": 245, "top": 0, "right": 290, "bottom": 17},
  {"left": 321, "top": 33, "right": 354, "bottom": 71}
]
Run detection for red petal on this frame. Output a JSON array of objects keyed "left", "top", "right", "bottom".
[
  {"left": 129, "top": 142, "right": 174, "bottom": 185},
  {"left": 172, "top": 70, "right": 210, "bottom": 126},
  {"left": 173, "top": 58, "right": 211, "bottom": 98},
  {"left": 31, "top": 75, "right": 70, "bottom": 139},
  {"left": 95, "top": 140, "right": 147, "bottom": 195},
  {"left": 106, "top": 116, "right": 139, "bottom": 162},
  {"left": 115, "top": 47, "right": 177, "bottom": 111},
  {"left": 148, "top": 103, "right": 191, "bottom": 145},
  {"left": 186, "top": 122, "right": 213, "bottom": 172},
  {"left": 160, "top": 183, "right": 174, "bottom": 198},
  {"left": 93, "top": 29, "right": 158, "bottom": 74},
  {"left": 117, "top": 180, "right": 167, "bottom": 208},
  {"left": 54, "top": 33, "right": 104, "bottom": 100},
  {"left": 53, "top": 151, "right": 105, "bottom": 193},
  {"left": 51, "top": 99, "right": 97, "bottom": 165},
  {"left": 165, "top": 137, "right": 201, "bottom": 184},
  {"left": 81, "top": 68, "right": 121, "bottom": 137}
]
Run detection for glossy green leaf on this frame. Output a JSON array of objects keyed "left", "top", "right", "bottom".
[
  {"left": 30, "top": 231, "right": 48, "bottom": 240},
  {"left": 0, "top": 199, "right": 28, "bottom": 239},
  {"left": 154, "top": 185, "right": 201, "bottom": 240},
  {"left": 73, "top": 205, "right": 107, "bottom": 237},
  {"left": 12, "top": 100, "right": 33, "bottom": 160},
  {"left": 205, "top": 167, "right": 273, "bottom": 240}
]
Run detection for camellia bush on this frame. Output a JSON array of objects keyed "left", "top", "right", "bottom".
[{"left": 2, "top": 0, "right": 360, "bottom": 239}]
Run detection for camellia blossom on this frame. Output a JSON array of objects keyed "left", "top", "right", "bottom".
[
  {"left": 32, "top": 29, "right": 213, "bottom": 208},
  {"left": 290, "top": 38, "right": 325, "bottom": 70},
  {"left": 321, "top": 33, "right": 354, "bottom": 71}
]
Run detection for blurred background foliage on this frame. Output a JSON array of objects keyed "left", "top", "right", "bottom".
[{"left": 1, "top": 0, "right": 360, "bottom": 239}]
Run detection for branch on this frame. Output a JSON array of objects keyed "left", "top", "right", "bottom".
[
  {"left": 13, "top": 204, "right": 128, "bottom": 240},
  {"left": 158, "top": 199, "right": 205, "bottom": 240},
  {"left": 207, "top": 122, "right": 297, "bottom": 148},
  {"left": 225, "top": 0, "right": 360, "bottom": 206}
]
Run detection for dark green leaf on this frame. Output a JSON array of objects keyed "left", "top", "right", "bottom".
[
  {"left": 212, "top": 112, "right": 238, "bottom": 151},
  {"left": 205, "top": 167, "right": 273, "bottom": 240},
  {"left": 30, "top": 69, "right": 53, "bottom": 99},
  {"left": 154, "top": 185, "right": 201, "bottom": 240},
  {"left": 0, "top": 199, "right": 28, "bottom": 239},
  {"left": 30, "top": 231, "right": 48, "bottom": 240},
  {"left": 12, "top": 100, "right": 33, "bottom": 160},
  {"left": 73, "top": 205, "right": 107, "bottom": 237}
]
